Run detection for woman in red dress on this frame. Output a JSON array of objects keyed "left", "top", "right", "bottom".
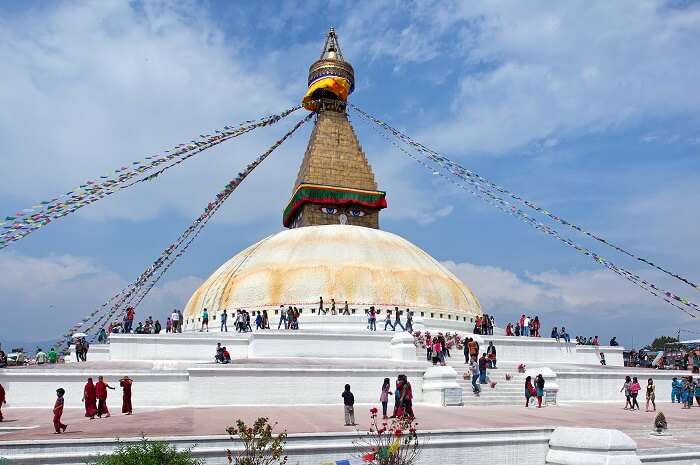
[
  {"left": 82, "top": 377, "right": 98, "bottom": 419},
  {"left": 120, "top": 376, "right": 133, "bottom": 415}
]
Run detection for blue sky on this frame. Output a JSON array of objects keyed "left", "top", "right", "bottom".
[{"left": 1, "top": 0, "right": 699, "bottom": 349}]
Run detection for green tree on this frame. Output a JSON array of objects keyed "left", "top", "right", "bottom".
[
  {"left": 89, "top": 439, "right": 203, "bottom": 465},
  {"left": 646, "top": 336, "right": 679, "bottom": 351}
]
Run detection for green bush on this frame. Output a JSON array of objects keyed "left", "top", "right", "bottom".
[{"left": 89, "top": 439, "right": 203, "bottom": 465}]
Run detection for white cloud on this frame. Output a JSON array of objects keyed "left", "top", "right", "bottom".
[
  {"left": 442, "top": 259, "right": 685, "bottom": 319},
  {"left": 0, "top": 251, "right": 202, "bottom": 341},
  {"left": 0, "top": 1, "right": 301, "bottom": 224},
  {"left": 341, "top": 0, "right": 700, "bottom": 155}
]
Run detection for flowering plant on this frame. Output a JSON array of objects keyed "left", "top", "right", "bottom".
[
  {"left": 226, "top": 417, "right": 287, "bottom": 465},
  {"left": 355, "top": 407, "right": 421, "bottom": 465}
]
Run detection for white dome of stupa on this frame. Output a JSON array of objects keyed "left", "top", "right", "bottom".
[{"left": 183, "top": 224, "right": 481, "bottom": 322}]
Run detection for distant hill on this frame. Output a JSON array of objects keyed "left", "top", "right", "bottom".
[{"left": 0, "top": 338, "right": 60, "bottom": 354}]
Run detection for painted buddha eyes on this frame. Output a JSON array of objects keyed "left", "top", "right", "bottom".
[{"left": 319, "top": 206, "right": 366, "bottom": 217}]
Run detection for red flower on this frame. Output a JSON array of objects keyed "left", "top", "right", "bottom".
[
  {"left": 362, "top": 452, "right": 376, "bottom": 462},
  {"left": 394, "top": 429, "right": 403, "bottom": 438},
  {"left": 409, "top": 427, "right": 416, "bottom": 433},
  {"left": 370, "top": 407, "right": 378, "bottom": 414}
]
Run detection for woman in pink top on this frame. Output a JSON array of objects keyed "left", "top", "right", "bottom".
[
  {"left": 629, "top": 376, "right": 641, "bottom": 410},
  {"left": 379, "top": 378, "right": 390, "bottom": 419}
]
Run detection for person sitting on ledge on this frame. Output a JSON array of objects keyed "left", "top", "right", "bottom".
[
  {"left": 222, "top": 347, "right": 231, "bottom": 364},
  {"left": 215, "top": 343, "right": 224, "bottom": 363},
  {"left": 610, "top": 336, "right": 619, "bottom": 346}
]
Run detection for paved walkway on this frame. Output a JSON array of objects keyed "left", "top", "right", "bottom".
[{"left": 2, "top": 402, "right": 699, "bottom": 449}]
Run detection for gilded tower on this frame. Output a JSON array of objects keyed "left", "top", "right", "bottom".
[{"left": 283, "top": 28, "right": 387, "bottom": 229}]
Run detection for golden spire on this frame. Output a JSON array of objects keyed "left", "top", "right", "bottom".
[
  {"left": 303, "top": 28, "right": 355, "bottom": 111},
  {"left": 285, "top": 28, "right": 387, "bottom": 229}
]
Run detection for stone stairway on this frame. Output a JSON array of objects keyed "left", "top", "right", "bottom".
[
  {"left": 415, "top": 346, "right": 530, "bottom": 406},
  {"left": 452, "top": 364, "right": 528, "bottom": 406}
]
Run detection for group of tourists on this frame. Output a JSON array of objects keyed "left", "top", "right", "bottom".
[
  {"left": 278, "top": 306, "right": 301, "bottom": 330},
  {"left": 34, "top": 347, "right": 60, "bottom": 365},
  {"left": 671, "top": 376, "right": 700, "bottom": 409},
  {"left": 373, "top": 307, "right": 413, "bottom": 332},
  {"left": 426, "top": 333, "right": 451, "bottom": 365},
  {"left": 504, "top": 315, "right": 541, "bottom": 337},
  {"left": 621, "top": 376, "right": 650, "bottom": 411},
  {"left": 473, "top": 313, "right": 495, "bottom": 335},
  {"left": 131, "top": 316, "right": 162, "bottom": 335},
  {"left": 318, "top": 297, "right": 351, "bottom": 315}
]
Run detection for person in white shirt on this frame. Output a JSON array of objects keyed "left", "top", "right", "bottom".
[
  {"left": 36, "top": 348, "right": 48, "bottom": 364},
  {"left": 523, "top": 316, "right": 531, "bottom": 337},
  {"left": 171, "top": 309, "right": 180, "bottom": 333}
]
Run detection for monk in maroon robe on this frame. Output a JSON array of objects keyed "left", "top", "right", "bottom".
[
  {"left": 82, "top": 377, "right": 98, "bottom": 419},
  {"left": 95, "top": 376, "right": 114, "bottom": 418},
  {"left": 0, "top": 383, "right": 6, "bottom": 422},
  {"left": 53, "top": 388, "right": 67, "bottom": 433},
  {"left": 120, "top": 377, "right": 133, "bottom": 414}
]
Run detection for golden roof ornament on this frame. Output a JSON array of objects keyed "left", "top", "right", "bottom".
[{"left": 303, "top": 27, "right": 355, "bottom": 111}]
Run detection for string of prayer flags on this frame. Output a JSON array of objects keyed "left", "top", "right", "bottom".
[
  {"left": 63, "top": 113, "right": 314, "bottom": 345},
  {"left": 349, "top": 103, "right": 700, "bottom": 293},
  {"left": 1, "top": 105, "right": 303, "bottom": 250},
  {"left": 351, "top": 106, "right": 700, "bottom": 318}
]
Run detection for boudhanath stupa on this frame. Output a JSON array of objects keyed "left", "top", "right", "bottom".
[
  {"left": 0, "top": 29, "right": 696, "bottom": 465},
  {"left": 182, "top": 28, "right": 481, "bottom": 328}
]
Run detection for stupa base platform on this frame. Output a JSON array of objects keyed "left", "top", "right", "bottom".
[{"left": 1, "top": 403, "right": 700, "bottom": 464}]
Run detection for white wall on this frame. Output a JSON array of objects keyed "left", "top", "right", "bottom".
[
  {"left": 248, "top": 331, "right": 393, "bottom": 358},
  {"left": 0, "top": 427, "right": 552, "bottom": 465},
  {"left": 187, "top": 366, "right": 425, "bottom": 405},
  {"left": 470, "top": 335, "right": 625, "bottom": 366},
  {"left": 0, "top": 370, "right": 188, "bottom": 409},
  {"left": 555, "top": 369, "right": 687, "bottom": 402},
  {"left": 109, "top": 333, "right": 249, "bottom": 361}
]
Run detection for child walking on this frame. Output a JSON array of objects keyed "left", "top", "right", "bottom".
[
  {"left": 380, "top": 378, "right": 390, "bottom": 420},
  {"left": 342, "top": 384, "right": 356, "bottom": 426},
  {"left": 53, "top": 388, "right": 68, "bottom": 434}
]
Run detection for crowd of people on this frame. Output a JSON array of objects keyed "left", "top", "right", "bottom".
[
  {"left": 504, "top": 315, "right": 542, "bottom": 337},
  {"left": 473, "top": 313, "right": 495, "bottom": 335},
  {"left": 0, "top": 375, "right": 134, "bottom": 432}
]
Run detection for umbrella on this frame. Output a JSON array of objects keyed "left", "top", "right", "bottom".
[{"left": 71, "top": 332, "right": 87, "bottom": 338}]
